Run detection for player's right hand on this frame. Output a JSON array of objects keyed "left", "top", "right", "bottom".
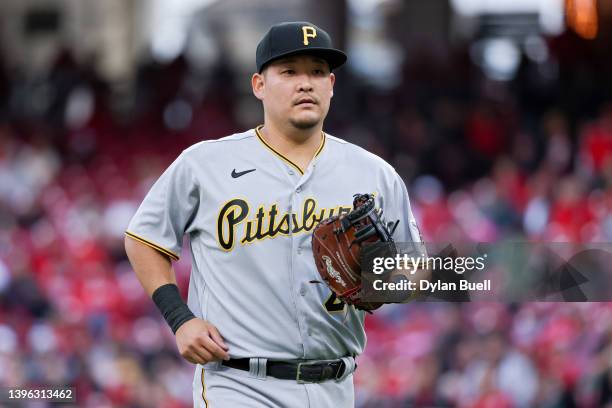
[{"left": 175, "top": 318, "right": 230, "bottom": 364}]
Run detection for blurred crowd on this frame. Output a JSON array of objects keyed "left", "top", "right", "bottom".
[{"left": 1, "top": 25, "right": 612, "bottom": 407}]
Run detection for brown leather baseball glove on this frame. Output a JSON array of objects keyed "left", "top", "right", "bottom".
[{"left": 311, "top": 193, "right": 399, "bottom": 312}]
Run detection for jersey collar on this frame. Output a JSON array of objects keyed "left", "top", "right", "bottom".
[{"left": 255, "top": 124, "right": 326, "bottom": 175}]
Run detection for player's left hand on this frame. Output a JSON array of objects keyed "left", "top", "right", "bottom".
[{"left": 311, "top": 193, "right": 398, "bottom": 311}]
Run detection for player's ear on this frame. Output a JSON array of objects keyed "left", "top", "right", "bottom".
[
  {"left": 330, "top": 72, "right": 335, "bottom": 98},
  {"left": 252, "top": 72, "right": 265, "bottom": 100}
]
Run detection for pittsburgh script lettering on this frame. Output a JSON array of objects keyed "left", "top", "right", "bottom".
[{"left": 217, "top": 198, "right": 352, "bottom": 251}]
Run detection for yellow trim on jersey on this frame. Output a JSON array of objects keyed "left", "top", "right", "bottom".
[
  {"left": 255, "top": 125, "right": 325, "bottom": 175},
  {"left": 124, "top": 231, "right": 180, "bottom": 261},
  {"left": 315, "top": 130, "right": 326, "bottom": 157},
  {"left": 201, "top": 368, "right": 209, "bottom": 407}
]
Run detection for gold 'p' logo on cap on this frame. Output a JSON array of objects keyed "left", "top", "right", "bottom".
[{"left": 302, "top": 26, "right": 317, "bottom": 45}]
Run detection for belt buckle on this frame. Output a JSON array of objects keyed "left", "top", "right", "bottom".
[
  {"left": 297, "top": 361, "right": 341, "bottom": 384},
  {"left": 296, "top": 361, "right": 321, "bottom": 384}
]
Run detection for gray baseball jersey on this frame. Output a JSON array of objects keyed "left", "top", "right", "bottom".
[{"left": 126, "top": 126, "right": 422, "bottom": 361}]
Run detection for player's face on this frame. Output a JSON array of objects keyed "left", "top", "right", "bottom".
[{"left": 253, "top": 55, "right": 335, "bottom": 130}]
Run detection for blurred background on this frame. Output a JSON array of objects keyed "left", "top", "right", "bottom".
[{"left": 1, "top": 0, "right": 612, "bottom": 407}]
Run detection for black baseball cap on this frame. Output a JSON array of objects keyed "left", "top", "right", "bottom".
[{"left": 256, "top": 21, "right": 347, "bottom": 73}]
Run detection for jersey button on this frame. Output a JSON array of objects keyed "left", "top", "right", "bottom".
[
  {"left": 300, "top": 287, "right": 306, "bottom": 296},
  {"left": 289, "top": 170, "right": 294, "bottom": 175},
  {"left": 297, "top": 247, "right": 302, "bottom": 255},
  {"left": 296, "top": 187, "right": 302, "bottom": 193}
]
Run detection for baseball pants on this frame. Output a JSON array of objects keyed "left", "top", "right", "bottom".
[{"left": 192, "top": 362, "right": 355, "bottom": 407}]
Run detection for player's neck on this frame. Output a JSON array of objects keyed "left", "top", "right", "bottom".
[{"left": 259, "top": 122, "right": 324, "bottom": 170}]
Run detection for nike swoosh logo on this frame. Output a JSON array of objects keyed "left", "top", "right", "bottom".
[{"left": 231, "top": 168, "right": 256, "bottom": 178}]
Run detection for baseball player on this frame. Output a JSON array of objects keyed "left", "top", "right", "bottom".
[{"left": 125, "top": 21, "right": 423, "bottom": 407}]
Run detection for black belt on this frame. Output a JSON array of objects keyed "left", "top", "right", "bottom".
[{"left": 222, "top": 358, "right": 347, "bottom": 383}]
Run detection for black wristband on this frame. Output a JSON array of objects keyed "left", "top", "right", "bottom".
[{"left": 152, "top": 283, "right": 196, "bottom": 334}]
